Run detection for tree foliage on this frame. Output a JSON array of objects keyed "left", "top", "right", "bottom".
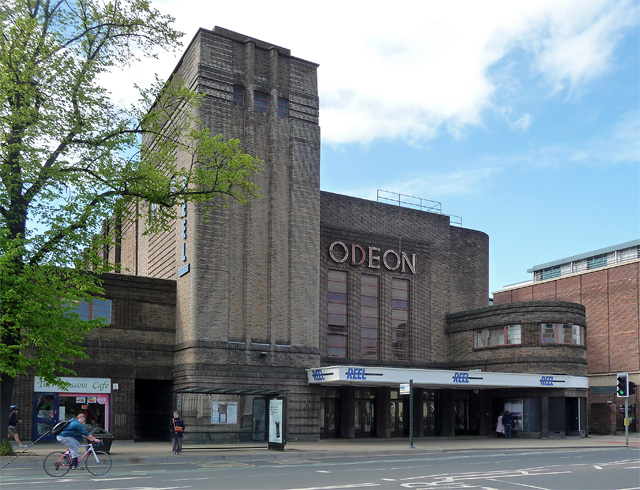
[{"left": 0, "top": 0, "right": 262, "bottom": 394}]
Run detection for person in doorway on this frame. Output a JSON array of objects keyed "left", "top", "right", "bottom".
[
  {"left": 495, "top": 411, "right": 505, "bottom": 438},
  {"left": 56, "top": 413, "right": 101, "bottom": 469},
  {"left": 170, "top": 411, "right": 185, "bottom": 455},
  {"left": 8, "top": 405, "right": 25, "bottom": 448},
  {"left": 502, "top": 410, "right": 514, "bottom": 438}
]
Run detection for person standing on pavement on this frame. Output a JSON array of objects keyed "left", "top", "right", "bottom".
[
  {"left": 8, "top": 405, "right": 26, "bottom": 448},
  {"left": 502, "top": 410, "right": 513, "bottom": 438},
  {"left": 56, "top": 413, "right": 101, "bottom": 469},
  {"left": 496, "top": 411, "right": 505, "bottom": 437},
  {"left": 170, "top": 411, "right": 185, "bottom": 454}
]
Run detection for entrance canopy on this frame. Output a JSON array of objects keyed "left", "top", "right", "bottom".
[
  {"left": 306, "top": 366, "right": 588, "bottom": 390},
  {"left": 176, "top": 387, "right": 283, "bottom": 396}
]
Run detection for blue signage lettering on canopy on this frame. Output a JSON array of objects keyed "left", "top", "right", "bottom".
[
  {"left": 453, "top": 372, "right": 470, "bottom": 383},
  {"left": 312, "top": 369, "right": 325, "bottom": 381},
  {"left": 540, "top": 376, "right": 554, "bottom": 386},
  {"left": 346, "top": 368, "right": 366, "bottom": 380}
]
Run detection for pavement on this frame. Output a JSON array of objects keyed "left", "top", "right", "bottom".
[{"left": 1, "top": 433, "right": 639, "bottom": 471}]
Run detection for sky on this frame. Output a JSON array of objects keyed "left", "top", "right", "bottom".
[{"left": 109, "top": 0, "right": 640, "bottom": 294}]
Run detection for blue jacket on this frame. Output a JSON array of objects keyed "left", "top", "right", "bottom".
[{"left": 59, "top": 418, "right": 90, "bottom": 438}]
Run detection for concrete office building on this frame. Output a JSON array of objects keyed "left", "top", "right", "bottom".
[
  {"left": 10, "top": 28, "right": 591, "bottom": 443},
  {"left": 493, "top": 240, "right": 640, "bottom": 435}
]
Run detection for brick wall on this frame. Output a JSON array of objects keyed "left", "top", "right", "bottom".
[
  {"left": 493, "top": 261, "right": 639, "bottom": 376},
  {"left": 446, "top": 301, "right": 587, "bottom": 375},
  {"left": 493, "top": 260, "right": 640, "bottom": 433},
  {"left": 319, "top": 192, "right": 489, "bottom": 367}
]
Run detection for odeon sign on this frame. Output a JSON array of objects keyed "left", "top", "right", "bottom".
[{"left": 329, "top": 241, "right": 416, "bottom": 274}]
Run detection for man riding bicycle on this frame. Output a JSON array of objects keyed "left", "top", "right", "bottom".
[{"left": 56, "top": 413, "right": 101, "bottom": 469}]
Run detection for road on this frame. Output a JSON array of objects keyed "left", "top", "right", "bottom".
[{"left": 1, "top": 447, "right": 639, "bottom": 490}]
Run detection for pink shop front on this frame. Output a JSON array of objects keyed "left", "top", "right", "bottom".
[{"left": 33, "top": 376, "right": 111, "bottom": 441}]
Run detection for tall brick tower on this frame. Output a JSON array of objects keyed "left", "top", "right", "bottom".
[{"left": 121, "top": 27, "right": 321, "bottom": 437}]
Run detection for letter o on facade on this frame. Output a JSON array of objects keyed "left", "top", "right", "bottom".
[
  {"left": 383, "top": 249, "right": 400, "bottom": 271},
  {"left": 329, "top": 241, "right": 349, "bottom": 263}
]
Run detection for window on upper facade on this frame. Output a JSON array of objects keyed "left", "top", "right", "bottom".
[
  {"left": 474, "top": 325, "right": 521, "bottom": 348},
  {"left": 254, "top": 91, "right": 268, "bottom": 113},
  {"left": 277, "top": 98, "right": 289, "bottom": 117},
  {"left": 540, "top": 266, "right": 561, "bottom": 280},
  {"left": 587, "top": 254, "right": 607, "bottom": 270},
  {"left": 233, "top": 86, "right": 245, "bottom": 106},
  {"left": 541, "top": 323, "right": 584, "bottom": 345},
  {"left": 327, "top": 270, "right": 347, "bottom": 357},
  {"left": 391, "top": 278, "right": 409, "bottom": 361},
  {"left": 73, "top": 299, "right": 112, "bottom": 324},
  {"left": 360, "top": 274, "right": 379, "bottom": 360}
]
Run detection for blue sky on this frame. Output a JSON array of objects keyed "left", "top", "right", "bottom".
[{"left": 113, "top": 0, "right": 640, "bottom": 294}]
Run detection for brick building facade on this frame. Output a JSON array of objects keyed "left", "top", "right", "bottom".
[
  {"left": 9, "top": 28, "right": 592, "bottom": 444},
  {"left": 493, "top": 240, "right": 640, "bottom": 434}
]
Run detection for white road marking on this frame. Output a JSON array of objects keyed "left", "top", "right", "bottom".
[
  {"left": 285, "top": 484, "right": 380, "bottom": 490},
  {"left": 488, "top": 478, "right": 550, "bottom": 490}
]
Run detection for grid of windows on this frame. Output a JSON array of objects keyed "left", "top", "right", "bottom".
[
  {"left": 277, "top": 98, "right": 289, "bottom": 117},
  {"left": 75, "top": 299, "right": 112, "bottom": 324},
  {"left": 327, "top": 270, "right": 348, "bottom": 357},
  {"left": 391, "top": 278, "right": 409, "bottom": 361},
  {"left": 474, "top": 325, "right": 521, "bottom": 348},
  {"left": 360, "top": 275, "right": 379, "bottom": 360},
  {"left": 254, "top": 92, "right": 268, "bottom": 113},
  {"left": 541, "top": 323, "right": 584, "bottom": 345},
  {"left": 233, "top": 86, "right": 244, "bottom": 106}
]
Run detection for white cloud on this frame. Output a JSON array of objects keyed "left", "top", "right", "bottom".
[
  {"left": 337, "top": 166, "right": 501, "bottom": 205},
  {"left": 509, "top": 113, "right": 533, "bottom": 132},
  {"left": 103, "top": 0, "right": 637, "bottom": 146}
]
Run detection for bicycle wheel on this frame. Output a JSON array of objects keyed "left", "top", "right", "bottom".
[
  {"left": 85, "top": 450, "right": 112, "bottom": 476},
  {"left": 43, "top": 451, "right": 71, "bottom": 477}
]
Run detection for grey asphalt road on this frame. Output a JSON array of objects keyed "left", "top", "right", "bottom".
[{"left": 1, "top": 447, "right": 639, "bottom": 490}]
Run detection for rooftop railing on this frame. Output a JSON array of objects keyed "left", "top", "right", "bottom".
[{"left": 377, "top": 189, "right": 462, "bottom": 227}]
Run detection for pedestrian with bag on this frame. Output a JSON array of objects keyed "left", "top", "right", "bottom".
[{"left": 170, "top": 411, "right": 185, "bottom": 454}]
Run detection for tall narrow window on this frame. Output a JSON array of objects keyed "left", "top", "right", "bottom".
[
  {"left": 254, "top": 91, "right": 268, "bottom": 113},
  {"left": 327, "top": 270, "right": 347, "bottom": 357},
  {"left": 233, "top": 86, "right": 245, "bottom": 106},
  {"left": 277, "top": 98, "right": 289, "bottom": 117},
  {"left": 391, "top": 278, "right": 409, "bottom": 361},
  {"left": 360, "top": 275, "right": 379, "bottom": 359}
]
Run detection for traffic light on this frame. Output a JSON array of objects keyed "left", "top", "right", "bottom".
[
  {"left": 617, "top": 373, "right": 629, "bottom": 397},
  {"left": 629, "top": 381, "right": 636, "bottom": 395}
]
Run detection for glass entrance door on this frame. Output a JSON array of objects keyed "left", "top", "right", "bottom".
[
  {"left": 355, "top": 400, "right": 374, "bottom": 437},
  {"left": 33, "top": 393, "right": 58, "bottom": 441},
  {"left": 321, "top": 398, "right": 339, "bottom": 438}
]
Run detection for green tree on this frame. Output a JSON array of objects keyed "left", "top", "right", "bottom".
[{"left": 0, "top": 0, "right": 262, "bottom": 426}]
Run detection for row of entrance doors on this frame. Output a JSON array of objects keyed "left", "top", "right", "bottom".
[
  {"left": 320, "top": 394, "right": 443, "bottom": 438},
  {"left": 320, "top": 391, "right": 587, "bottom": 438}
]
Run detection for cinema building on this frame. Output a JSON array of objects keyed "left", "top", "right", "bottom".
[{"left": 12, "top": 27, "right": 590, "bottom": 442}]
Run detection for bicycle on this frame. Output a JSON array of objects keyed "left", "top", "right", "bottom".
[{"left": 43, "top": 441, "right": 112, "bottom": 477}]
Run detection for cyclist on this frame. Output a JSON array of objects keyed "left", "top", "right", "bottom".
[{"left": 56, "top": 413, "right": 101, "bottom": 469}]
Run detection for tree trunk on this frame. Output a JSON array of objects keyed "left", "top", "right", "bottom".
[{"left": 1, "top": 376, "right": 16, "bottom": 442}]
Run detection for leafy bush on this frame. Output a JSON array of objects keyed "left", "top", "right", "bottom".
[{"left": 0, "top": 439, "right": 15, "bottom": 456}]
